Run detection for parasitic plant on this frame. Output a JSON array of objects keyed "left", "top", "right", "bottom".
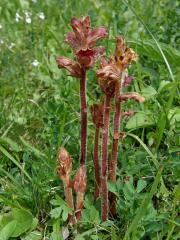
[
  {"left": 55, "top": 16, "right": 145, "bottom": 223},
  {"left": 56, "top": 16, "right": 107, "bottom": 222},
  {"left": 56, "top": 16, "right": 107, "bottom": 169},
  {"left": 57, "top": 147, "right": 74, "bottom": 222}
]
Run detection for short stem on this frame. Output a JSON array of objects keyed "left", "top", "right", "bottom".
[
  {"left": 64, "top": 178, "right": 75, "bottom": 223},
  {"left": 101, "top": 95, "right": 111, "bottom": 221},
  {"left": 80, "top": 68, "right": 87, "bottom": 166},
  {"left": 75, "top": 192, "right": 84, "bottom": 221},
  {"left": 93, "top": 126, "right": 100, "bottom": 201}
]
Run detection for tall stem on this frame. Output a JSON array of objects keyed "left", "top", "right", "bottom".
[
  {"left": 93, "top": 126, "right": 100, "bottom": 201},
  {"left": 109, "top": 72, "right": 124, "bottom": 217},
  {"left": 80, "top": 68, "right": 87, "bottom": 167},
  {"left": 101, "top": 95, "right": 111, "bottom": 221}
]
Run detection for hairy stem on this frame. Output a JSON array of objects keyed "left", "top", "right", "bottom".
[
  {"left": 109, "top": 81, "right": 121, "bottom": 217},
  {"left": 64, "top": 178, "right": 75, "bottom": 223},
  {"left": 93, "top": 126, "right": 100, "bottom": 201},
  {"left": 80, "top": 68, "right": 87, "bottom": 166},
  {"left": 75, "top": 192, "right": 84, "bottom": 221},
  {"left": 101, "top": 95, "right": 111, "bottom": 221}
]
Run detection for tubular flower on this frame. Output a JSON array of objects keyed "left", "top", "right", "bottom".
[
  {"left": 65, "top": 16, "right": 108, "bottom": 68},
  {"left": 56, "top": 56, "right": 82, "bottom": 78}
]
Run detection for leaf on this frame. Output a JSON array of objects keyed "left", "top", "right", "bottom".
[
  {"left": 11, "top": 208, "right": 33, "bottom": 237},
  {"left": 141, "top": 86, "right": 157, "bottom": 100},
  {"left": 124, "top": 166, "right": 163, "bottom": 239},
  {"left": 0, "top": 220, "right": 17, "bottom": 240},
  {"left": 136, "top": 179, "right": 147, "bottom": 193},
  {"left": 108, "top": 181, "right": 118, "bottom": 196},
  {"left": 50, "top": 207, "right": 63, "bottom": 219},
  {"left": 23, "top": 231, "right": 42, "bottom": 240},
  {"left": 126, "top": 112, "right": 155, "bottom": 129}
]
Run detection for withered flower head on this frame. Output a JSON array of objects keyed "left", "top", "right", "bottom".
[
  {"left": 96, "top": 36, "right": 138, "bottom": 96},
  {"left": 74, "top": 165, "right": 87, "bottom": 193},
  {"left": 90, "top": 102, "right": 104, "bottom": 127},
  {"left": 114, "top": 36, "right": 138, "bottom": 70},
  {"left": 65, "top": 16, "right": 108, "bottom": 68},
  {"left": 120, "top": 92, "right": 145, "bottom": 103},
  {"left": 57, "top": 147, "right": 72, "bottom": 182}
]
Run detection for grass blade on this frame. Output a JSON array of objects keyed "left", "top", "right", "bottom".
[{"left": 0, "top": 145, "right": 32, "bottom": 182}]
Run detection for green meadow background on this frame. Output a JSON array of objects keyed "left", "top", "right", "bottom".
[{"left": 0, "top": 0, "right": 179, "bottom": 239}]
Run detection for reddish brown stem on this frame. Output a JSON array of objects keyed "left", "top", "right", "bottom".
[
  {"left": 109, "top": 81, "right": 121, "bottom": 217},
  {"left": 64, "top": 182, "right": 75, "bottom": 223},
  {"left": 93, "top": 126, "right": 100, "bottom": 201},
  {"left": 75, "top": 192, "right": 84, "bottom": 221},
  {"left": 101, "top": 95, "right": 111, "bottom": 221},
  {"left": 80, "top": 68, "right": 87, "bottom": 166}
]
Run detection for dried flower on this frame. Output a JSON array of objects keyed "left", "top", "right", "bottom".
[
  {"left": 56, "top": 56, "right": 82, "bottom": 78},
  {"left": 97, "top": 36, "right": 137, "bottom": 96},
  {"left": 65, "top": 16, "right": 108, "bottom": 68}
]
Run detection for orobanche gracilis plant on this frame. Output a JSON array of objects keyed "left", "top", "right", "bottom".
[{"left": 56, "top": 16, "right": 145, "bottom": 223}]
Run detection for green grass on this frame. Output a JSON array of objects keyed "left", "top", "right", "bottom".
[{"left": 0, "top": 0, "right": 179, "bottom": 239}]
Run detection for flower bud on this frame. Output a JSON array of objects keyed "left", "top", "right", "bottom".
[
  {"left": 90, "top": 102, "right": 104, "bottom": 127},
  {"left": 57, "top": 147, "right": 72, "bottom": 182},
  {"left": 74, "top": 165, "right": 87, "bottom": 193}
]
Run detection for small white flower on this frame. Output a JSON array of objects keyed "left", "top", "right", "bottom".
[
  {"left": 38, "top": 12, "right": 45, "bottom": 20},
  {"left": 15, "top": 13, "right": 21, "bottom": 22},
  {"left": 0, "top": 24, "right": 2, "bottom": 29},
  {"left": 0, "top": 39, "right": 4, "bottom": 44},
  {"left": 8, "top": 42, "right": 15, "bottom": 49},
  {"left": 32, "top": 59, "right": 39, "bottom": 67},
  {"left": 25, "top": 11, "right": 31, "bottom": 24}
]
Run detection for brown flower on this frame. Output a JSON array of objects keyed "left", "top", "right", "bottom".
[
  {"left": 97, "top": 36, "right": 138, "bottom": 96},
  {"left": 57, "top": 147, "right": 72, "bottom": 182},
  {"left": 120, "top": 92, "right": 145, "bottom": 103},
  {"left": 90, "top": 102, "right": 104, "bottom": 128},
  {"left": 74, "top": 165, "right": 87, "bottom": 193},
  {"left": 65, "top": 16, "right": 108, "bottom": 68},
  {"left": 56, "top": 56, "right": 82, "bottom": 78}
]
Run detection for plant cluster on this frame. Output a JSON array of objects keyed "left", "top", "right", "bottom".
[{"left": 56, "top": 16, "right": 145, "bottom": 223}]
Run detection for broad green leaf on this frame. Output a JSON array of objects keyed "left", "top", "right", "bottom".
[
  {"left": 11, "top": 208, "right": 33, "bottom": 237},
  {"left": 50, "top": 207, "right": 63, "bottom": 219},
  {"left": 0, "top": 220, "right": 17, "bottom": 240},
  {"left": 136, "top": 179, "right": 147, "bottom": 193},
  {"left": 141, "top": 86, "right": 157, "bottom": 100},
  {"left": 126, "top": 112, "right": 155, "bottom": 129},
  {"left": 23, "top": 231, "right": 42, "bottom": 240},
  {"left": 124, "top": 167, "right": 163, "bottom": 239}
]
